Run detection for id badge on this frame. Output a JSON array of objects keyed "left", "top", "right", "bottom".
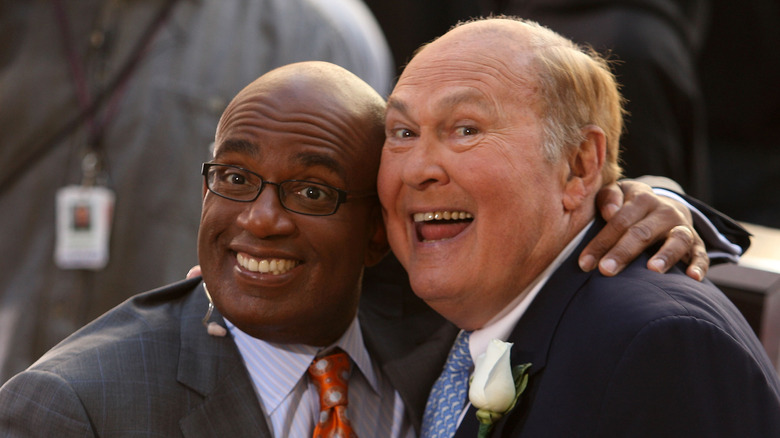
[{"left": 55, "top": 185, "right": 115, "bottom": 270}]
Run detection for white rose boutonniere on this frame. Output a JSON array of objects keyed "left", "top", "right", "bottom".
[
  {"left": 469, "top": 339, "right": 532, "bottom": 438},
  {"left": 470, "top": 339, "right": 515, "bottom": 411}
]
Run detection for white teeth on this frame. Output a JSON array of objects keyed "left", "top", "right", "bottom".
[
  {"left": 413, "top": 211, "right": 474, "bottom": 223},
  {"left": 237, "top": 253, "right": 298, "bottom": 275}
]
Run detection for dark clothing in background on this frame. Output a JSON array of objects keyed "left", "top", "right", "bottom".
[{"left": 700, "top": 0, "right": 780, "bottom": 228}]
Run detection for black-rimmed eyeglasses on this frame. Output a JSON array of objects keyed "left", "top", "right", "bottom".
[{"left": 201, "top": 163, "right": 375, "bottom": 216}]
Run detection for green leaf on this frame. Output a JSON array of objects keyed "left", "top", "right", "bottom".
[{"left": 504, "top": 363, "right": 532, "bottom": 413}]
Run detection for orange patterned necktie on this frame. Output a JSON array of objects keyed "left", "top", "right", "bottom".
[{"left": 308, "top": 349, "right": 357, "bottom": 438}]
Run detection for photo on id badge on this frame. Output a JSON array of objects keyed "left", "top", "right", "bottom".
[{"left": 55, "top": 185, "right": 115, "bottom": 270}]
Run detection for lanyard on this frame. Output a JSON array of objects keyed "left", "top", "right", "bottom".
[
  {"left": 51, "top": 0, "right": 177, "bottom": 185},
  {"left": 0, "top": 0, "right": 178, "bottom": 194},
  {"left": 53, "top": 0, "right": 121, "bottom": 148}
]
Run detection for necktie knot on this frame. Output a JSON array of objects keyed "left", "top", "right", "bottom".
[
  {"left": 444, "top": 334, "right": 472, "bottom": 374},
  {"left": 308, "top": 349, "right": 357, "bottom": 438},
  {"left": 309, "top": 350, "right": 351, "bottom": 409}
]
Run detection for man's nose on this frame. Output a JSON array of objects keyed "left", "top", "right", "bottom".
[
  {"left": 400, "top": 136, "right": 450, "bottom": 191},
  {"left": 236, "top": 184, "right": 296, "bottom": 237}
]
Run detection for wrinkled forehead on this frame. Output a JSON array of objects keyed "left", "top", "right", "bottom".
[
  {"left": 219, "top": 75, "right": 339, "bottom": 139},
  {"left": 390, "top": 42, "right": 539, "bottom": 122},
  {"left": 218, "top": 87, "right": 333, "bottom": 142}
]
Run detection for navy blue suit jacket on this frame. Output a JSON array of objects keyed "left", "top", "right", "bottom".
[{"left": 456, "top": 220, "right": 780, "bottom": 437}]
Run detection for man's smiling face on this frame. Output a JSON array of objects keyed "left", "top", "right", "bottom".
[
  {"left": 198, "top": 62, "right": 387, "bottom": 346},
  {"left": 377, "top": 22, "right": 571, "bottom": 329}
]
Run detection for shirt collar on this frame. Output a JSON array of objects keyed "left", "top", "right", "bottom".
[
  {"left": 331, "top": 316, "right": 380, "bottom": 394},
  {"left": 225, "top": 315, "right": 380, "bottom": 415}
]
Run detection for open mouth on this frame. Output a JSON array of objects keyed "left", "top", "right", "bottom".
[
  {"left": 236, "top": 253, "right": 300, "bottom": 275},
  {"left": 414, "top": 210, "right": 474, "bottom": 242}
]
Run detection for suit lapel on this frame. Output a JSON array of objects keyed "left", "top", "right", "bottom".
[
  {"left": 177, "top": 282, "right": 273, "bottom": 438},
  {"left": 359, "top": 274, "right": 458, "bottom": 433},
  {"left": 456, "top": 220, "right": 605, "bottom": 438},
  {"left": 378, "top": 318, "right": 458, "bottom": 428}
]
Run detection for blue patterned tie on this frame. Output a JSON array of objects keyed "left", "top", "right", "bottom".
[{"left": 421, "top": 330, "right": 473, "bottom": 438}]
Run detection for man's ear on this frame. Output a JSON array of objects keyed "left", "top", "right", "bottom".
[
  {"left": 563, "top": 125, "right": 606, "bottom": 211},
  {"left": 364, "top": 205, "right": 390, "bottom": 267}
]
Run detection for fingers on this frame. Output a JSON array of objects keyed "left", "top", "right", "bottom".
[
  {"left": 593, "top": 215, "right": 658, "bottom": 277},
  {"left": 579, "top": 180, "right": 712, "bottom": 281},
  {"left": 685, "top": 249, "right": 709, "bottom": 281},
  {"left": 645, "top": 225, "right": 693, "bottom": 274},
  {"left": 579, "top": 187, "right": 656, "bottom": 274},
  {"left": 646, "top": 225, "right": 709, "bottom": 281},
  {"left": 186, "top": 265, "right": 202, "bottom": 279},
  {"left": 595, "top": 182, "right": 623, "bottom": 220}
]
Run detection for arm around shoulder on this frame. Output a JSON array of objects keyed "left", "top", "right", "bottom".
[{"left": 0, "top": 370, "right": 95, "bottom": 437}]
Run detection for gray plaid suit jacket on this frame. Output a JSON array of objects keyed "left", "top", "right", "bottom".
[{"left": 0, "top": 277, "right": 456, "bottom": 437}]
